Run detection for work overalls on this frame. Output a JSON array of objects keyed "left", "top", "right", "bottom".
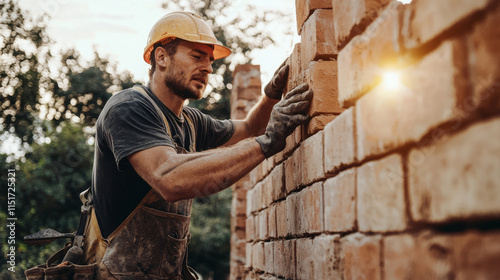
[{"left": 82, "top": 86, "right": 199, "bottom": 280}]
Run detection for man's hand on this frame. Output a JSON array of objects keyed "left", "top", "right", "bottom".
[
  {"left": 264, "top": 64, "right": 289, "bottom": 100},
  {"left": 256, "top": 83, "right": 313, "bottom": 158}
]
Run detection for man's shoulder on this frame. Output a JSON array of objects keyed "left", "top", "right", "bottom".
[
  {"left": 102, "top": 86, "right": 154, "bottom": 114},
  {"left": 107, "top": 86, "right": 147, "bottom": 105}
]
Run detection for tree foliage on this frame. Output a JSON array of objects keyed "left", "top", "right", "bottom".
[
  {"left": 1, "top": 0, "right": 138, "bottom": 144},
  {"left": 0, "top": 0, "right": 52, "bottom": 143},
  {"left": 49, "top": 49, "right": 136, "bottom": 127},
  {"left": 189, "top": 189, "right": 232, "bottom": 279},
  {"left": 0, "top": 122, "right": 94, "bottom": 279}
]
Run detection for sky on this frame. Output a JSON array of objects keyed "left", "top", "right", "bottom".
[{"left": 18, "top": 0, "right": 300, "bottom": 84}]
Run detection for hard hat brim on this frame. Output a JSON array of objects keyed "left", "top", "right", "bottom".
[{"left": 143, "top": 36, "right": 232, "bottom": 64}]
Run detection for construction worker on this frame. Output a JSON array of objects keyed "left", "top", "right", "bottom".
[{"left": 83, "top": 11, "right": 312, "bottom": 279}]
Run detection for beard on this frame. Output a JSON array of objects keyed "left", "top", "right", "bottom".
[{"left": 164, "top": 66, "right": 205, "bottom": 100}]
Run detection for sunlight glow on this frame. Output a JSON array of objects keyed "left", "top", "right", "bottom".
[{"left": 381, "top": 70, "right": 403, "bottom": 91}]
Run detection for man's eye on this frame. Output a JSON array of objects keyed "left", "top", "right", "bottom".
[{"left": 193, "top": 55, "right": 201, "bottom": 59}]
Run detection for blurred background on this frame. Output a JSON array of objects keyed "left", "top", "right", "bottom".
[{"left": 0, "top": 0, "right": 298, "bottom": 279}]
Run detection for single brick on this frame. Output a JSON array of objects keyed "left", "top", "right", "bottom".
[
  {"left": 296, "top": 238, "right": 315, "bottom": 280},
  {"left": 268, "top": 204, "right": 277, "bottom": 239},
  {"left": 261, "top": 175, "right": 273, "bottom": 209},
  {"left": 414, "top": 231, "right": 457, "bottom": 279},
  {"left": 342, "top": 233, "right": 382, "bottom": 280},
  {"left": 337, "top": 2, "right": 402, "bottom": 107},
  {"left": 259, "top": 209, "right": 268, "bottom": 240},
  {"left": 246, "top": 215, "right": 255, "bottom": 242},
  {"left": 452, "top": 230, "right": 500, "bottom": 279},
  {"left": 409, "top": 118, "right": 500, "bottom": 222},
  {"left": 273, "top": 240, "right": 285, "bottom": 277},
  {"left": 285, "top": 147, "right": 303, "bottom": 194},
  {"left": 264, "top": 242, "right": 274, "bottom": 274},
  {"left": 286, "top": 192, "right": 301, "bottom": 236},
  {"left": 249, "top": 166, "right": 259, "bottom": 187},
  {"left": 313, "top": 234, "right": 342, "bottom": 279},
  {"left": 245, "top": 242, "right": 253, "bottom": 268},
  {"left": 296, "top": 0, "right": 332, "bottom": 34},
  {"left": 231, "top": 188, "right": 247, "bottom": 217},
  {"left": 231, "top": 216, "right": 246, "bottom": 240},
  {"left": 252, "top": 242, "right": 265, "bottom": 271},
  {"left": 301, "top": 9, "right": 337, "bottom": 64},
  {"left": 356, "top": 40, "right": 460, "bottom": 161},
  {"left": 324, "top": 168, "right": 356, "bottom": 232},
  {"left": 287, "top": 43, "right": 304, "bottom": 92},
  {"left": 469, "top": 1, "right": 500, "bottom": 112},
  {"left": 301, "top": 182, "right": 324, "bottom": 234},
  {"left": 253, "top": 214, "right": 259, "bottom": 243},
  {"left": 279, "top": 126, "right": 302, "bottom": 165},
  {"left": 324, "top": 107, "right": 356, "bottom": 173},
  {"left": 246, "top": 188, "right": 254, "bottom": 217},
  {"left": 253, "top": 182, "right": 262, "bottom": 213},
  {"left": 301, "top": 131, "right": 325, "bottom": 185},
  {"left": 383, "top": 230, "right": 500, "bottom": 280},
  {"left": 402, "top": 0, "right": 492, "bottom": 49},
  {"left": 283, "top": 239, "right": 296, "bottom": 279},
  {"left": 357, "top": 154, "right": 406, "bottom": 232},
  {"left": 276, "top": 200, "right": 287, "bottom": 238},
  {"left": 331, "top": 0, "right": 393, "bottom": 49},
  {"left": 383, "top": 234, "right": 417, "bottom": 280},
  {"left": 306, "top": 61, "right": 343, "bottom": 116},
  {"left": 270, "top": 163, "right": 285, "bottom": 202},
  {"left": 306, "top": 114, "right": 336, "bottom": 137},
  {"left": 232, "top": 239, "right": 246, "bottom": 263}
]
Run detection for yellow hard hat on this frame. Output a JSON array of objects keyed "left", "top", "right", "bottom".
[{"left": 143, "top": 12, "right": 232, "bottom": 64}]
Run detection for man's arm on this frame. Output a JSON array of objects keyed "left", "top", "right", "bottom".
[
  {"left": 128, "top": 82, "right": 312, "bottom": 203},
  {"left": 129, "top": 138, "right": 264, "bottom": 203}
]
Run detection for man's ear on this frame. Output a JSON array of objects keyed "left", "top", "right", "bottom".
[{"left": 155, "top": 47, "right": 170, "bottom": 68}]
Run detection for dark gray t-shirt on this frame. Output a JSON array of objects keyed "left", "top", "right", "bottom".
[{"left": 92, "top": 85, "right": 234, "bottom": 238}]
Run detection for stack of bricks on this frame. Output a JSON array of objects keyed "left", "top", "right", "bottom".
[
  {"left": 230, "top": 64, "right": 262, "bottom": 280},
  {"left": 230, "top": 0, "right": 500, "bottom": 279}
]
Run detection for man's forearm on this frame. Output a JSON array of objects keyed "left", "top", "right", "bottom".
[
  {"left": 244, "top": 95, "right": 279, "bottom": 135},
  {"left": 223, "top": 95, "right": 279, "bottom": 146},
  {"left": 157, "top": 138, "right": 265, "bottom": 202}
]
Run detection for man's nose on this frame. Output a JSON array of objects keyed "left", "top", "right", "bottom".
[{"left": 201, "top": 61, "right": 213, "bottom": 74}]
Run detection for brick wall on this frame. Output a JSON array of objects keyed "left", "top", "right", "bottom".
[{"left": 229, "top": 0, "right": 500, "bottom": 279}]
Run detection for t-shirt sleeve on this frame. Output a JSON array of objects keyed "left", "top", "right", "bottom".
[
  {"left": 186, "top": 107, "right": 235, "bottom": 151},
  {"left": 100, "top": 92, "right": 175, "bottom": 170}
]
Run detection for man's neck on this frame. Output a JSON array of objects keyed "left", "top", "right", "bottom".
[{"left": 149, "top": 77, "right": 185, "bottom": 117}]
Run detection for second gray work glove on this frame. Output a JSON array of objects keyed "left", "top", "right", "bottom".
[
  {"left": 256, "top": 83, "right": 313, "bottom": 158},
  {"left": 264, "top": 64, "right": 289, "bottom": 100}
]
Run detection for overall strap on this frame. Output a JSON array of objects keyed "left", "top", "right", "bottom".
[
  {"left": 133, "top": 85, "right": 197, "bottom": 152},
  {"left": 182, "top": 112, "right": 196, "bottom": 152}
]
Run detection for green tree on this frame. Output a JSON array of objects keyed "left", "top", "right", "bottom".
[
  {"left": 188, "top": 188, "right": 232, "bottom": 279},
  {"left": 1, "top": 0, "right": 138, "bottom": 144},
  {"left": 48, "top": 48, "right": 137, "bottom": 127},
  {"left": 0, "top": 0, "right": 52, "bottom": 143},
  {"left": 0, "top": 122, "right": 94, "bottom": 279}
]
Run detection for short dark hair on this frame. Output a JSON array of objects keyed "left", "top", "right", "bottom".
[{"left": 148, "top": 38, "right": 181, "bottom": 80}]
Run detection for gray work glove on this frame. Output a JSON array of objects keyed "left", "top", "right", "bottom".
[
  {"left": 256, "top": 83, "right": 313, "bottom": 158},
  {"left": 264, "top": 64, "right": 289, "bottom": 100}
]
